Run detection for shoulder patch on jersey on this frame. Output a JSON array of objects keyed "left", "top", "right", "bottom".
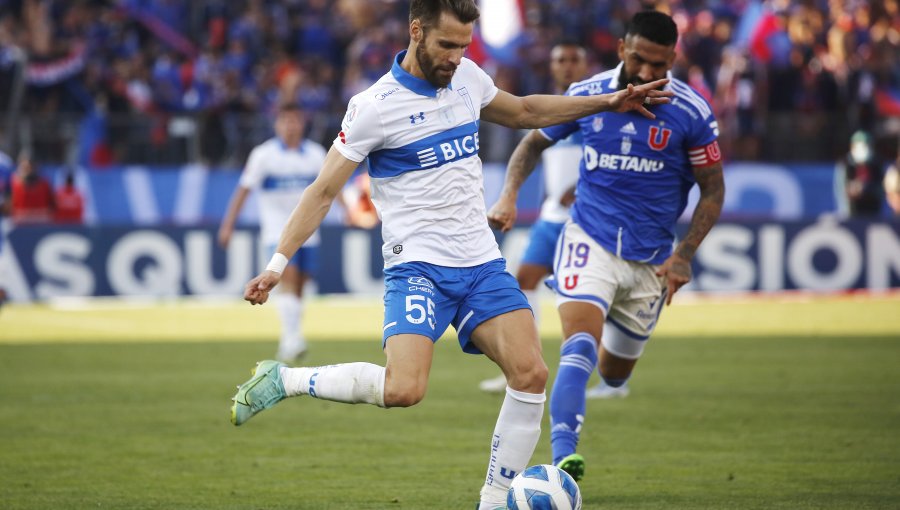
[{"left": 343, "top": 102, "right": 359, "bottom": 129}]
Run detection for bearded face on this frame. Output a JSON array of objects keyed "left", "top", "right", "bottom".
[
  {"left": 617, "top": 34, "right": 675, "bottom": 90},
  {"left": 415, "top": 29, "right": 458, "bottom": 88}
]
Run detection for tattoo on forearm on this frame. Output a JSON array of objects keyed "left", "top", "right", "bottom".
[
  {"left": 504, "top": 141, "right": 543, "bottom": 193},
  {"left": 678, "top": 164, "right": 725, "bottom": 260}
]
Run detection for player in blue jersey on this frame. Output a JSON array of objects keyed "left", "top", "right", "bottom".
[
  {"left": 479, "top": 42, "right": 628, "bottom": 399},
  {"left": 229, "top": 2, "right": 672, "bottom": 508},
  {"left": 488, "top": 11, "right": 725, "bottom": 482}
]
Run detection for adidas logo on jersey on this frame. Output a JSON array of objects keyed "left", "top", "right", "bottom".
[{"left": 619, "top": 122, "right": 637, "bottom": 135}]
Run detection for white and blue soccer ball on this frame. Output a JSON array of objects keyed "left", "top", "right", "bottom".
[{"left": 506, "top": 464, "right": 582, "bottom": 510}]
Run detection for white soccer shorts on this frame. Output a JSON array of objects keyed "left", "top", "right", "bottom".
[{"left": 551, "top": 221, "right": 667, "bottom": 360}]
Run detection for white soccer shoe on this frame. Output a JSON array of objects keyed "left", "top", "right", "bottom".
[
  {"left": 585, "top": 381, "right": 630, "bottom": 399},
  {"left": 478, "top": 374, "right": 508, "bottom": 393}
]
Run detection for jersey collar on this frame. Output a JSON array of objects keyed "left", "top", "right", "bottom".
[
  {"left": 391, "top": 50, "right": 452, "bottom": 98},
  {"left": 608, "top": 62, "right": 673, "bottom": 92},
  {"left": 277, "top": 138, "right": 305, "bottom": 153}
]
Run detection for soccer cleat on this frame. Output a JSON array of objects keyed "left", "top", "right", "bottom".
[
  {"left": 585, "top": 381, "right": 630, "bottom": 399},
  {"left": 231, "top": 360, "right": 288, "bottom": 426},
  {"left": 556, "top": 453, "right": 585, "bottom": 482},
  {"left": 477, "top": 374, "right": 508, "bottom": 393}
]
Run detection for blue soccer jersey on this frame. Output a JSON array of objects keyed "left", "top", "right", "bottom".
[{"left": 539, "top": 63, "right": 720, "bottom": 264}]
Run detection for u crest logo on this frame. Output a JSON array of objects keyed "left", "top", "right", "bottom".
[
  {"left": 648, "top": 126, "right": 672, "bottom": 151},
  {"left": 564, "top": 275, "right": 579, "bottom": 290}
]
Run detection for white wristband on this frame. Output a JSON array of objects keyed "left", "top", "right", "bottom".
[{"left": 265, "top": 253, "right": 289, "bottom": 274}]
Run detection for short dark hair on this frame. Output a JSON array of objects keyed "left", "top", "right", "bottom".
[
  {"left": 409, "top": 0, "right": 480, "bottom": 29},
  {"left": 626, "top": 10, "right": 678, "bottom": 47},
  {"left": 278, "top": 102, "right": 303, "bottom": 114}
]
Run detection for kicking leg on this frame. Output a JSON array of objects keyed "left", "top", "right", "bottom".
[{"left": 231, "top": 334, "right": 434, "bottom": 425}]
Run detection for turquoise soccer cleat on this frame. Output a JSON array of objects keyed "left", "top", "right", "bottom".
[
  {"left": 231, "top": 360, "right": 287, "bottom": 426},
  {"left": 556, "top": 453, "right": 585, "bottom": 482}
]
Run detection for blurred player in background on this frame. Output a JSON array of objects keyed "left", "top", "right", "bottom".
[
  {"left": 229, "top": 1, "right": 672, "bottom": 507},
  {"left": 0, "top": 148, "right": 13, "bottom": 309},
  {"left": 885, "top": 154, "right": 900, "bottom": 217},
  {"left": 488, "top": 11, "right": 725, "bottom": 481},
  {"left": 219, "top": 102, "right": 329, "bottom": 364},
  {"left": 836, "top": 130, "right": 885, "bottom": 218},
  {"left": 479, "top": 42, "right": 629, "bottom": 400}
]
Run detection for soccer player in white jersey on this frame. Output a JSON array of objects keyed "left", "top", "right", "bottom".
[
  {"left": 229, "top": 2, "right": 673, "bottom": 507},
  {"left": 218, "top": 103, "right": 328, "bottom": 363},
  {"left": 488, "top": 11, "right": 725, "bottom": 482}
]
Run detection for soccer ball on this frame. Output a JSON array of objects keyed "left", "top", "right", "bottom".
[{"left": 506, "top": 464, "right": 582, "bottom": 510}]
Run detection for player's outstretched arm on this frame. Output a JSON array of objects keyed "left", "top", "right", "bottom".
[
  {"left": 488, "top": 130, "right": 555, "bottom": 232},
  {"left": 481, "top": 78, "right": 673, "bottom": 129},
  {"left": 244, "top": 147, "right": 360, "bottom": 305},
  {"left": 656, "top": 160, "right": 725, "bottom": 305}
]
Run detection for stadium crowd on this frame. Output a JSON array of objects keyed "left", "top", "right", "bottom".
[{"left": 0, "top": 0, "right": 897, "bottom": 167}]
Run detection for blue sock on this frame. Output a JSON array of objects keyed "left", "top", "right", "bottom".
[{"left": 550, "top": 332, "right": 598, "bottom": 465}]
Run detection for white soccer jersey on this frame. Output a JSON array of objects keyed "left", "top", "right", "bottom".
[
  {"left": 539, "top": 132, "right": 583, "bottom": 224},
  {"left": 239, "top": 138, "right": 327, "bottom": 246},
  {"left": 333, "top": 51, "right": 501, "bottom": 268}
]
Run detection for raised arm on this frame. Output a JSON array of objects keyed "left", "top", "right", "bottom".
[
  {"left": 656, "top": 160, "right": 725, "bottom": 305},
  {"left": 481, "top": 79, "right": 673, "bottom": 129},
  {"left": 487, "top": 130, "right": 556, "bottom": 232},
  {"left": 245, "top": 147, "right": 361, "bottom": 305}
]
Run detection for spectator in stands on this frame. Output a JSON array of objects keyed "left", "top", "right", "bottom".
[
  {"left": 10, "top": 152, "right": 54, "bottom": 224},
  {"left": 835, "top": 130, "right": 884, "bottom": 217},
  {"left": 54, "top": 171, "right": 84, "bottom": 224},
  {"left": 884, "top": 155, "right": 900, "bottom": 217}
]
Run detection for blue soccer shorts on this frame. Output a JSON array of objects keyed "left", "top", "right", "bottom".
[
  {"left": 381, "top": 258, "right": 530, "bottom": 354},
  {"left": 267, "top": 244, "right": 318, "bottom": 275},
  {"left": 521, "top": 219, "right": 566, "bottom": 268}
]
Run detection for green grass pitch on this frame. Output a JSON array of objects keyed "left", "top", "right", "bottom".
[{"left": 0, "top": 294, "right": 898, "bottom": 509}]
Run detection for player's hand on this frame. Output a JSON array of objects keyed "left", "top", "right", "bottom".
[
  {"left": 655, "top": 253, "right": 692, "bottom": 306},
  {"left": 217, "top": 225, "right": 232, "bottom": 248},
  {"left": 244, "top": 271, "right": 282, "bottom": 305},
  {"left": 487, "top": 195, "right": 517, "bottom": 232},
  {"left": 608, "top": 79, "right": 673, "bottom": 119}
]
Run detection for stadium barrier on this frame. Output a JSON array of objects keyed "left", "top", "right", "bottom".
[
  {"left": 3, "top": 219, "right": 898, "bottom": 302},
  {"left": 36, "top": 162, "right": 862, "bottom": 226}
]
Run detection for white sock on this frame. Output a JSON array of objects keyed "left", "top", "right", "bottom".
[
  {"left": 276, "top": 293, "right": 305, "bottom": 355},
  {"left": 480, "top": 387, "right": 546, "bottom": 506},
  {"left": 279, "top": 363, "right": 386, "bottom": 407},
  {"left": 523, "top": 290, "right": 541, "bottom": 326}
]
